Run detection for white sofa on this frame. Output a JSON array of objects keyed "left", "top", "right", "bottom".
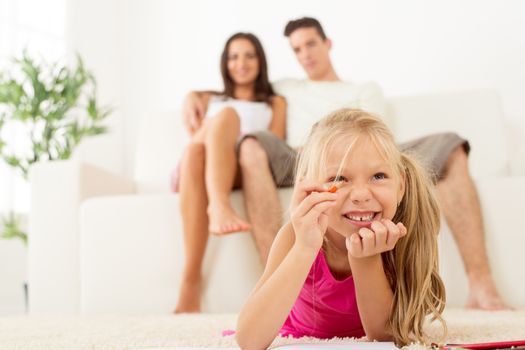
[{"left": 28, "top": 90, "right": 525, "bottom": 315}]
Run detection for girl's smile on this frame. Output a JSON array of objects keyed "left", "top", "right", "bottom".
[{"left": 342, "top": 210, "right": 381, "bottom": 228}]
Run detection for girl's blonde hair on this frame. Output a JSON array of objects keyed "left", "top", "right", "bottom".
[{"left": 295, "top": 108, "right": 446, "bottom": 346}]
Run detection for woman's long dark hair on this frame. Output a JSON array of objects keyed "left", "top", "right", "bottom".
[{"left": 220, "top": 32, "right": 274, "bottom": 104}]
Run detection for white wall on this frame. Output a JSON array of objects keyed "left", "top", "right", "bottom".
[
  {"left": 66, "top": 0, "right": 525, "bottom": 176},
  {"left": 65, "top": 0, "right": 126, "bottom": 175}
]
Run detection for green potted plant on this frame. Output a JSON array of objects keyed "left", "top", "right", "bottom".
[{"left": 0, "top": 50, "right": 111, "bottom": 243}]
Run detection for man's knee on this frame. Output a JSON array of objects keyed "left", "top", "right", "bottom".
[
  {"left": 442, "top": 144, "right": 470, "bottom": 180},
  {"left": 239, "top": 137, "right": 269, "bottom": 169}
]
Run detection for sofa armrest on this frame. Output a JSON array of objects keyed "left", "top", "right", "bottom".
[
  {"left": 78, "top": 162, "right": 136, "bottom": 197},
  {"left": 28, "top": 160, "right": 135, "bottom": 314}
]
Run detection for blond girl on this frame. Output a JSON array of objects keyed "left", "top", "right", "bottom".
[{"left": 236, "top": 108, "right": 446, "bottom": 348}]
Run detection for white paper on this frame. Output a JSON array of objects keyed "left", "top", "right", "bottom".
[
  {"left": 269, "top": 342, "right": 398, "bottom": 350},
  {"left": 128, "top": 348, "right": 239, "bottom": 350},
  {"left": 129, "top": 341, "right": 397, "bottom": 350}
]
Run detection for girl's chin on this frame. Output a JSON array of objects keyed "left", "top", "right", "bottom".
[{"left": 328, "top": 228, "right": 355, "bottom": 239}]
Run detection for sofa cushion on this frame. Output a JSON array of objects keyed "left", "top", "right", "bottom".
[{"left": 388, "top": 90, "right": 508, "bottom": 179}]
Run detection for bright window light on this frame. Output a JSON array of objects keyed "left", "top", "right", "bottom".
[{"left": 0, "top": 0, "right": 66, "bottom": 214}]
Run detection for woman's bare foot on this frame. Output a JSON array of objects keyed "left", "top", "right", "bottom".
[
  {"left": 466, "top": 276, "right": 512, "bottom": 311},
  {"left": 174, "top": 277, "right": 202, "bottom": 313},
  {"left": 207, "top": 202, "right": 251, "bottom": 235}
]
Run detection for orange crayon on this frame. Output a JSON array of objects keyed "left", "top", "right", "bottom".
[{"left": 327, "top": 182, "right": 342, "bottom": 193}]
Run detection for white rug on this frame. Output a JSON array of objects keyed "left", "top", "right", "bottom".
[{"left": 0, "top": 309, "right": 524, "bottom": 350}]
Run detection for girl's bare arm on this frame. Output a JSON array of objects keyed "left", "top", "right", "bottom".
[
  {"left": 348, "top": 254, "right": 394, "bottom": 341},
  {"left": 347, "top": 220, "right": 407, "bottom": 340},
  {"left": 236, "top": 222, "right": 317, "bottom": 350},
  {"left": 237, "top": 182, "right": 336, "bottom": 350}
]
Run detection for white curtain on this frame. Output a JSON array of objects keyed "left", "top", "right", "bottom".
[{"left": 0, "top": 0, "right": 66, "bottom": 217}]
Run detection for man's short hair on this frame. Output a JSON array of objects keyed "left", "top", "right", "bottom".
[{"left": 283, "top": 17, "right": 327, "bottom": 40}]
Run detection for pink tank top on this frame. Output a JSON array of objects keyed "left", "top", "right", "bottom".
[{"left": 279, "top": 250, "right": 365, "bottom": 339}]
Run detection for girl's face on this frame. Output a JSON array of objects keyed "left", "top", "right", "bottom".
[
  {"left": 323, "top": 136, "right": 405, "bottom": 238},
  {"left": 227, "top": 38, "right": 260, "bottom": 86}
]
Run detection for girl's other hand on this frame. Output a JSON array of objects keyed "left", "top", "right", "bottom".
[
  {"left": 346, "top": 219, "right": 407, "bottom": 258},
  {"left": 290, "top": 180, "right": 338, "bottom": 252}
]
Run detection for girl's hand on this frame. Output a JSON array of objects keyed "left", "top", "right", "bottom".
[
  {"left": 290, "top": 180, "right": 337, "bottom": 252},
  {"left": 346, "top": 219, "right": 407, "bottom": 258}
]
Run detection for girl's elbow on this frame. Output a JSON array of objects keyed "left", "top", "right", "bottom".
[
  {"left": 235, "top": 334, "right": 264, "bottom": 350},
  {"left": 235, "top": 328, "right": 256, "bottom": 350},
  {"left": 366, "top": 330, "right": 393, "bottom": 342},
  {"left": 235, "top": 328, "right": 271, "bottom": 350},
  {"left": 235, "top": 333, "right": 250, "bottom": 350}
]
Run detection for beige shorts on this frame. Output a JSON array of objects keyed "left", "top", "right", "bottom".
[
  {"left": 240, "top": 131, "right": 469, "bottom": 187},
  {"left": 398, "top": 132, "right": 470, "bottom": 181},
  {"left": 239, "top": 132, "right": 298, "bottom": 187}
]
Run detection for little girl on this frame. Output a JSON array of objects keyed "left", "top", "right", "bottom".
[{"left": 236, "top": 108, "right": 446, "bottom": 348}]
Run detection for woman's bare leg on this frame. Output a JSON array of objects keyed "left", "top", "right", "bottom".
[
  {"left": 204, "top": 107, "right": 250, "bottom": 235},
  {"left": 174, "top": 142, "right": 208, "bottom": 313}
]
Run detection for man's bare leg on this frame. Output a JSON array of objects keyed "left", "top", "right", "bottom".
[
  {"left": 205, "top": 107, "right": 250, "bottom": 234},
  {"left": 239, "top": 138, "right": 282, "bottom": 264},
  {"left": 175, "top": 143, "right": 208, "bottom": 313},
  {"left": 436, "top": 146, "right": 509, "bottom": 310}
]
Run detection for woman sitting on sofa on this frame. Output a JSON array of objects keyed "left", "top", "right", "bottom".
[{"left": 174, "top": 32, "right": 286, "bottom": 313}]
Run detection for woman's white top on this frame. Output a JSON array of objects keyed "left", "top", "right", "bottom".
[{"left": 205, "top": 95, "right": 273, "bottom": 135}]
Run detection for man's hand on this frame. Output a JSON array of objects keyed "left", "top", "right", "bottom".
[
  {"left": 346, "top": 219, "right": 407, "bottom": 258},
  {"left": 182, "top": 92, "right": 205, "bottom": 135}
]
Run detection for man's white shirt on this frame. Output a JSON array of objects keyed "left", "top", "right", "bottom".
[{"left": 272, "top": 78, "right": 390, "bottom": 148}]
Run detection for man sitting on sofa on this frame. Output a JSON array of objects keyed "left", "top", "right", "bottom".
[{"left": 181, "top": 17, "right": 508, "bottom": 310}]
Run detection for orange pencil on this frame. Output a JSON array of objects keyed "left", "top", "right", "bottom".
[{"left": 327, "top": 182, "right": 342, "bottom": 193}]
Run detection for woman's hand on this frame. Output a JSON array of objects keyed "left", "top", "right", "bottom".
[
  {"left": 346, "top": 219, "right": 407, "bottom": 258},
  {"left": 290, "top": 180, "right": 337, "bottom": 252},
  {"left": 182, "top": 92, "right": 205, "bottom": 135}
]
